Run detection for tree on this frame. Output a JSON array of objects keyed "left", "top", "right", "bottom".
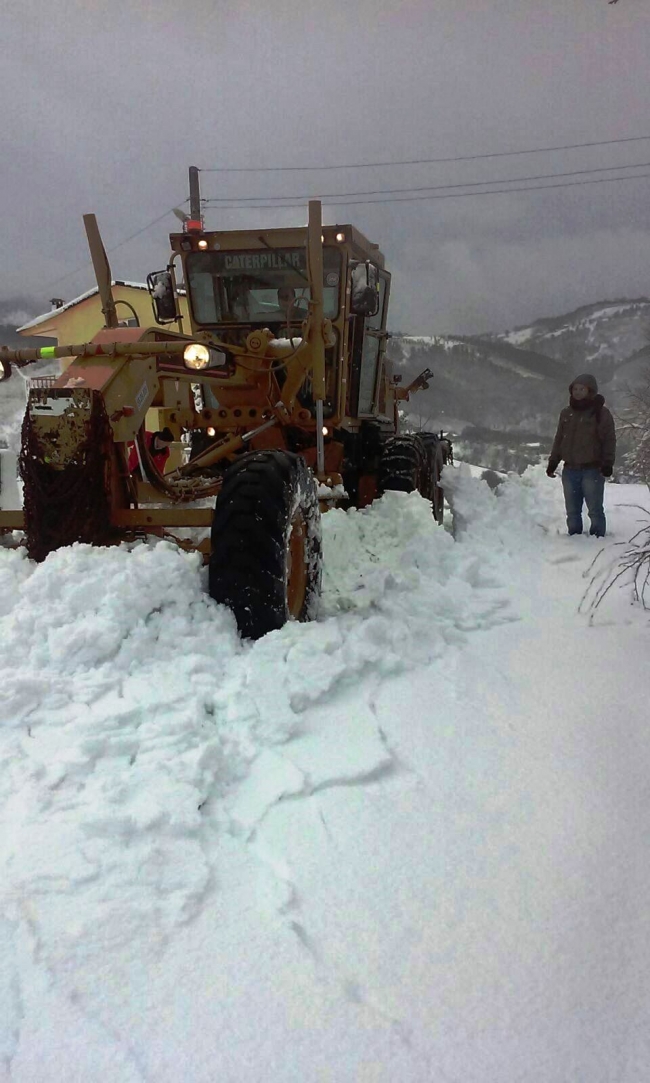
[{"left": 618, "top": 369, "right": 650, "bottom": 482}]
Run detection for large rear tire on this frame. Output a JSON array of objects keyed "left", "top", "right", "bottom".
[
  {"left": 209, "top": 450, "right": 322, "bottom": 640},
  {"left": 378, "top": 435, "right": 427, "bottom": 495},
  {"left": 379, "top": 433, "right": 446, "bottom": 525}
]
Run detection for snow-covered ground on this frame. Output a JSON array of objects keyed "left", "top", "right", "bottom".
[
  {"left": 0, "top": 362, "right": 58, "bottom": 457},
  {"left": 1, "top": 467, "right": 649, "bottom": 1082}
]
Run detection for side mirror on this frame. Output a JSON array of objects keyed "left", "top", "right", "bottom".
[
  {"left": 147, "top": 270, "right": 179, "bottom": 324},
  {"left": 350, "top": 261, "right": 380, "bottom": 318}
]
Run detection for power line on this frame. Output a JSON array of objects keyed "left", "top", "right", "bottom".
[
  {"left": 198, "top": 134, "right": 650, "bottom": 173},
  {"left": 201, "top": 170, "right": 650, "bottom": 212},
  {"left": 40, "top": 202, "right": 188, "bottom": 292},
  {"left": 203, "top": 159, "right": 650, "bottom": 205},
  {"left": 108, "top": 203, "right": 187, "bottom": 253},
  {"left": 29, "top": 154, "right": 650, "bottom": 299}
]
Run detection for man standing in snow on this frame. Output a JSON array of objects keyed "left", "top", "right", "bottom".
[{"left": 546, "top": 373, "right": 616, "bottom": 537}]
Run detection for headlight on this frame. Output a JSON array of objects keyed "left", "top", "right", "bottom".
[
  {"left": 0, "top": 358, "right": 11, "bottom": 381},
  {"left": 183, "top": 343, "right": 210, "bottom": 370}
]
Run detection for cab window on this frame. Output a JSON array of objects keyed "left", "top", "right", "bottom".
[
  {"left": 186, "top": 247, "right": 342, "bottom": 326},
  {"left": 357, "top": 272, "right": 388, "bottom": 415}
]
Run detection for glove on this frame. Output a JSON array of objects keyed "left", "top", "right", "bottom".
[
  {"left": 546, "top": 462, "right": 559, "bottom": 477},
  {"left": 601, "top": 464, "right": 613, "bottom": 478}
]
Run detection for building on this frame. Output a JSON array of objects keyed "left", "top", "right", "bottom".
[{"left": 17, "top": 281, "right": 189, "bottom": 347}]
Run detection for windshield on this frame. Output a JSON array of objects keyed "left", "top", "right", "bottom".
[{"left": 186, "top": 247, "right": 342, "bottom": 326}]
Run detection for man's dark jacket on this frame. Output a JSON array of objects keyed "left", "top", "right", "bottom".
[{"left": 548, "top": 395, "right": 616, "bottom": 471}]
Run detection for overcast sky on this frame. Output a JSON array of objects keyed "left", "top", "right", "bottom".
[{"left": 1, "top": 0, "right": 650, "bottom": 335}]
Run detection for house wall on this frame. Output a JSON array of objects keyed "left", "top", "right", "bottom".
[{"left": 23, "top": 286, "right": 189, "bottom": 347}]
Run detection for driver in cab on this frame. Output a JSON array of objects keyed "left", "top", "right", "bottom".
[{"left": 277, "top": 284, "right": 308, "bottom": 323}]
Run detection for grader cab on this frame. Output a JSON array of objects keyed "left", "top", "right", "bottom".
[{"left": 0, "top": 170, "right": 451, "bottom": 638}]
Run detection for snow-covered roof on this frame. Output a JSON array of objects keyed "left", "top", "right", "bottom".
[{"left": 16, "top": 280, "right": 150, "bottom": 332}]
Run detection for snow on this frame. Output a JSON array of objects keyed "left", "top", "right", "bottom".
[
  {"left": 0, "top": 450, "right": 20, "bottom": 510},
  {"left": 488, "top": 354, "right": 544, "bottom": 379},
  {"left": 317, "top": 481, "right": 347, "bottom": 500},
  {"left": 400, "top": 334, "right": 462, "bottom": 354},
  {"left": 501, "top": 301, "right": 650, "bottom": 355},
  {"left": 1, "top": 467, "right": 650, "bottom": 1081},
  {"left": 503, "top": 327, "right": 534, "bottom": 347},
  {"left": 270, "top": 337, "right": 304, "bottom": 348},
  {"left": 581, "top": 302, "right": 648, "bottom": 324},
  {"left": 0, "top": 361, "right": 59, "bottom": 455}
]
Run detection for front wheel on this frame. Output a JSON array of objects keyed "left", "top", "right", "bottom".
[{"left": 209, "top": 450, "right": 322, "bottom": 639}]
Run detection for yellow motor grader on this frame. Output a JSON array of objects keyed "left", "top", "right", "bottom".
[{"left": 0, "top": 168, "right": 451, "bottom": 638}]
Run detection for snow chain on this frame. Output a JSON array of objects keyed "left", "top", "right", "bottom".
[{"left": 19, "top": 390, "right": 113, "bottom": 562}]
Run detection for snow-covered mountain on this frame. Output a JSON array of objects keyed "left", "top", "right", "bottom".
[
  {"left": 489, "top": 298, "right": 650, "bottom": 383},
  {"left": 390, "top": 333, "right": 566, "bottom": 428}
]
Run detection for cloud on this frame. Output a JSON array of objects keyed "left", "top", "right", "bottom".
[
  {"left": 1, "top": 0, "right": 650, "bottom": 334},
  {"left": 0, "top": 311, "right": 34, "bottom": 330},
  {"left": 0, "top": 297, "right": 40, "bottom": 329},
  {"left": 389, "top": 225, "right": 650, "bottom": 336}
]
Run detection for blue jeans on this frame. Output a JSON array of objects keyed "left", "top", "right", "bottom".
[{"left": 561, "top": 467, "right": 606, "bottom": 536}]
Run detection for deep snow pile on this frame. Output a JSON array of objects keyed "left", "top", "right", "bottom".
[
  {"left": 1, "top": 467, "right": 649, "bottom": 1082},
  {"left": 0, "top": 483, "right": 516, "bottom": 960}
]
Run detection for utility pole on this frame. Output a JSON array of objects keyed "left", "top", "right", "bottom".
[{"left": 189, "top": 166, "right": 202, "bottom": 226}]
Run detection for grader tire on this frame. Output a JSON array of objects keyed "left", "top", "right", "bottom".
[
  {"left": 379, "top": 434, "right": 446, "bottom": 525},
  {"left": 415, "top": 432, "right": 446, "bottom": 526},
  {"left": 378, "top": 435, "right": 427, "bottom": 495},
  {"left": 208, "top": 450, "right": 322, "bottom": 640}
]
